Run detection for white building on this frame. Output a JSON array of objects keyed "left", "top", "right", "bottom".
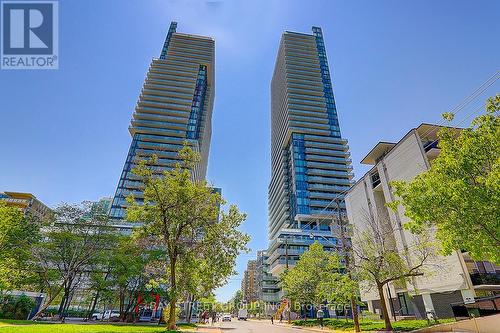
[{"left": 345, "top": 123, "right": 499, "bottom": 319}]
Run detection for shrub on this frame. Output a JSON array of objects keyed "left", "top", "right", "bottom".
[
  {"left": 0, "top": 294, "right": 35, "bottom": 320},
  {"left": 44, "top": 307, "right": 89, "bottom": 318}
]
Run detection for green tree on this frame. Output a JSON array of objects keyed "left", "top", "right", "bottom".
[
  {"left": 352, "top": 212, "right": 436, "bottom": 331},
  {"left": 318, "top": 270, "right": 358, "bottom": 322},
  {"left": 107, "top": 235, "right": 163, "bottom": 322},
  {"left": 281, "top": 242, "right": 355, "bottom": 313},
  {"left": 126, "top": 146, "right": 249, "bottom": 329},
  {"left": 86, "top": 268, "right": 112, "bottom": 320},
  {"left": 31, "top": 203, "right": 117, "bottom": 320},
  {"left": 229, "top": 290, "right": 243, "bottom": 314},
  {"left": 0, "top": 203, "right": 40, "bottom": 292},
  {"left": 0, "top": 294, "right": 35, "bottom": 319},
  {"left": 176, "top": 205, "right": 250, "bottom": 323},
  {"left": 391, "top": 95, "right": 500, "bottom": 263}
]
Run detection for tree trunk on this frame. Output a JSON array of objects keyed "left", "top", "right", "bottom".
[
  {"left": 377, "top": 283, "right": 393, "bottom": 331},
  {"left": 31, "top": 285, "right": 64, "bottom": 320},
  {"left": 57, "top": 291, "right": 66, "bottom": 317},
  {"left": 87, "top": 290, "right": 100, "bottom": 319},
  {"left": 350, "top": 295, "right": 360, "bottom": 332},
  {"left": 167, "top": 257, "right": 177, "bottom": 330},
  {"left": 61, "top": 287, "right": 76, "bottom": 321},
  {"left": 88, "top": 270, "right": 109, "bottom": 320},
  {"left": 119, "top": 291, "right": 126, "bottom": 321}
]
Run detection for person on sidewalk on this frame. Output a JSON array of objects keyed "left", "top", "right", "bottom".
[
  {"left": 316, "top": 308, "right": 324, "bottom": 328},
  {"left": 270, "top": 314, "right": 274, "bottom": 324}
]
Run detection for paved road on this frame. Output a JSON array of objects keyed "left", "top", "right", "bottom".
[{"left": 215, "top": 319, "right": 310, "bottom": 333}]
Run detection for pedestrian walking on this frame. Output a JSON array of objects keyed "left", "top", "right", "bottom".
[
  {"left": 211, "top": 311, "right": 217, "bottom": 325},
  {"left": 270, "top": 314, "right": 274, "bottom": 324},
  {"left": 202, "top": 310, "right": 209, "bottom": 324},
  {"left": 316, "top": 308, "right": 324, "bottom": 328}
]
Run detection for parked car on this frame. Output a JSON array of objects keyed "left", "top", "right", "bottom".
[
  {"left": 222, "top": 313, "right": 232, "bottom": 322},
  {"left": 91, "top": 310, "right": 120, "bottom": 320}
]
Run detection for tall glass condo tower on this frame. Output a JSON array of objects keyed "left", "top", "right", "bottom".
[
  {"left": 268, "top": 27, "right": 353, "bottom": 276},
  {"left": 109, "top": 22, "right": 215, "bottom": 228}
]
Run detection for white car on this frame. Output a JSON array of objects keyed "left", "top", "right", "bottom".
[
  {"left": 91, "top": 310, "right": 120, "bottom": 320},
  {"left": 222, "top": 313, "right": 231, "bottom": 322}
]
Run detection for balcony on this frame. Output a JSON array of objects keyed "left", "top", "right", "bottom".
[{"left": 261, "top": 281, "right": 279, "bottom": 289}]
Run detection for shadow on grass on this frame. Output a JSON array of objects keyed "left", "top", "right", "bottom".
[
  {"left": 0, "top": 319, "right": 198, "bottom": 333},
  {"left": 293, "top": 318, "right": 455, "bottom": 332}
]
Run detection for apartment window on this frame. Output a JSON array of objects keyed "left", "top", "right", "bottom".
[{"left": 371, "top": 172, "right": 381, "bottom": 188}]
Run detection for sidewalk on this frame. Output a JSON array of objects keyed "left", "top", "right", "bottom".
[{"left": 196, "top": 323, "right": 222, "bottom": 333}]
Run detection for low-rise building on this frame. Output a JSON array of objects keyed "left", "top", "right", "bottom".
[
  {"left": 345, "top": 123, "right": 500, "bottom": 319},
  {"left": 0, "top": 191, "right": 52, "bottom": 220}
]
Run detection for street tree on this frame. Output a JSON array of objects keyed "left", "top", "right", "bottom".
[
  {"left": 31, "top": 203, "right": 117, "bottom": 320},
  {"left": 126, "top": 146, "right": 249, "bottom": 330},
  {"left": 281, "top": 241, "right": 356, "bottom": 317},
  {"left": 318, "top": 268, "right": 358, "bottom": 322},
  {"left": 229, "top": 290, "right": 243, "bottom": 314},
  {"left": 0, "top": 203, "right": 41, "bottom": 292},
  {"left": 351, "top": 211, "right": 437, "bottom": 331},
  {"left": 108, "top": 235, "right": 164, "bottom": 322},
  {"left": 391, "top": 95, "right": 500, "bottom": 264},
  {"left": 281, "top": 242, "right": 329, "bottom": 308},
  {"left": 86, "top": 267, "right": 113, "bottom": 320},
  {"left": 176, "top": 204, "right": 250, "bottom": 323}
]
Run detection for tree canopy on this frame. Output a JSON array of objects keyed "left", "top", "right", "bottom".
[
  {"left": 352, "top": 211, "right": 437, "bottom": 331},
  {"left": 32, "top": 203, "right": 117, "bottom": 319},
  {"left": 126, "top": 145, "right": 249, "bottom": 329},
  {"left": 391, "top": 95, "right": 500, "bottom": 264},
  {"left": 0, "top": 203, "right": 40, "bottom": 292},
  {"left": 281, "top": 242, "right": 356, "bottom": 309}
]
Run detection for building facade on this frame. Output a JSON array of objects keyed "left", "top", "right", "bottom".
[
  {"left": 345, "top": 123, "right": 500, "bottom": 319},
  {"left": 255, "top": 251, "right": 280, "bottom": 304},
  {"left": 0, "top": 191, "right": 52, "bottom": 220},
  {"left": 109, "top": 22, "right": 215, "bottom": 228},
  {"left": 268, "top": 26, "right": 353, "bottom": 276},
  {"left": 241, "top": 260, "right": 258, "bottom": 303}
]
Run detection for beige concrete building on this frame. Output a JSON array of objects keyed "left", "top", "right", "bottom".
[
  {"left": 241, "top": 260, "right": 258, "bottom": 303},
  {"left": 0, "top": 191, "right": 52, "bottom": 220},
  {"left": 345, "top": 123, "right": 500, "bottom": 319}
]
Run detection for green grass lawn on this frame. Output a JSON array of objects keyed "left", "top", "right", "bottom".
[
  {"left": 0, "top": 320, "right": 196, "bottom": 333},
  {"left": 293, "top": 318, "right": 455, "bottom": 331}
]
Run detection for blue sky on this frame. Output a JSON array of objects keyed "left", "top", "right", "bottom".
[{"left": 0, "top": 0, "right": 499, "bottom": 302}]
